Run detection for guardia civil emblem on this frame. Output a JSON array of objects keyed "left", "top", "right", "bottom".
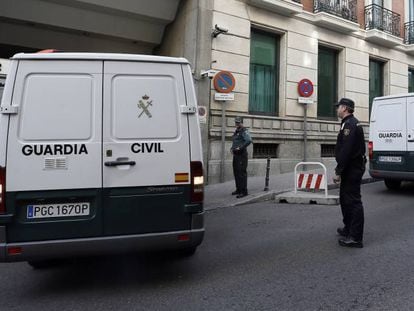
[
  {"left": 344, "top": 129, "right": 350, "bottom": 136},
  {"left": 138, "top": 95, "right": 153, "bottom": 118}
]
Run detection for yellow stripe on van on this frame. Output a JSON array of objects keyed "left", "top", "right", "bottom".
[{"left": 175, "top": 173, "right": 189, "bottom": 183}]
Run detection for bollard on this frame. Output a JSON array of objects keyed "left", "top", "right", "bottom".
[{"left": 264, "top": 157, "right": 271, "bottom": 191}]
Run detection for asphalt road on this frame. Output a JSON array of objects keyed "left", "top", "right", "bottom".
[{"left": 1, "top": 181, "right": 414, "bottom": 311}]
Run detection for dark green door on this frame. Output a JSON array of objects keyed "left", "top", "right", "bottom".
[
  {"left": 318, "top": 47, "right": 337, "bottom": 119},
  {"left": 249, "top": 30, "right": 279, "bottom": 116},
  {"left": 409, "top": 68, "right": 414, "bottom": 93},
  {"left": 369, "top": 59, "right": 384, "bottom": 116}
]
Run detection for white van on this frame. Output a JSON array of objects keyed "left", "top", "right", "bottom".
[
  {"left": 0, "top": 52, "right": 204, "bottom": 266},
  {"left": 369, "top": 94, "right": 414, "bottom": 189}
]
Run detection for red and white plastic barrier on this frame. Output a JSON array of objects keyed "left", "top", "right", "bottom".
[
  {"left": 294, "top": 162, "right": 328, "bottom": 197},
  {"left": 296, "top": 173, "right": 326, "bottom": 190}
]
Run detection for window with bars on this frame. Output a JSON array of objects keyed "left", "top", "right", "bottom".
[
  {"left": 321, "top": 144, "right": 336, "bottom": 157},
  {"left": 253, "top": 143, "right": 279, "bottom": 159}
]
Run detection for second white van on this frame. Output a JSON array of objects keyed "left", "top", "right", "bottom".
[{"left": 369, "top": 94, "right": 414, "bottom": 189}]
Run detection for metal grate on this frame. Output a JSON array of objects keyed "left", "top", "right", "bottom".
[
  {"left": 44, "top": 157, "right": 68, "bottom": 170},
  {"left": 321, "top": 144, "right": 336, "bottom": 158},
  {"left": 253, "top": 143, "right": 279, "bottom": 159}
]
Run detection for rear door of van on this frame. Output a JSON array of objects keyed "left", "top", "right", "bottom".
[
  {"left": 5, "top": 60, "right": 103, "bottom": 242},
  {"left": 102, "top": 61, "right": 192, "bottom": 235},
  {"left": 407, "top": 96, "right": 414, "bottom": 171},
  {"left": 370, "top": 97, "right": 409, "bottom": 172}
]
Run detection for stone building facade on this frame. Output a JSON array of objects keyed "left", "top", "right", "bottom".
[{"left": 166, "top": 0, "right": 414, "bottom": 184}]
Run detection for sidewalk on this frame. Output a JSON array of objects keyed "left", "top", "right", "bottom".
[{"left": 204, "top": 162, "right": 375, "bottom": 211}]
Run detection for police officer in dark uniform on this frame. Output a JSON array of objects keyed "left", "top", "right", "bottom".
[
  {"left": 231, "top": 117, "right": 252, "bottom": 198},
  {"left": 334, "top": 98, "right": 366, "bottom": 248}
]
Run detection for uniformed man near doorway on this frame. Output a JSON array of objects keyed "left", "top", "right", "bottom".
[
  {"left": 333, "top": 98, "right": 366, "bottom": 248},
  {"left": 231, "top": 117, "right": 252, "bottom": 198}
]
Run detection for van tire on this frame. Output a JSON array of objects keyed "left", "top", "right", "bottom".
[
  {"left": 384, "top": 179, "right": 401, "bottom": 190},
  {"left": 27, "top": 259, "right": 62, "bottom": 269},
  {"left": 177, "top": 246, "right": 197, "bottom": 257}
]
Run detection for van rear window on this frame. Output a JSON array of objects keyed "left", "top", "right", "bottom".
[
  {"left": 110, "top": 75, "right": 179, "bottom": 140},
  {"left": 19, "top": 74, "right": 94, "bottom": 141}
]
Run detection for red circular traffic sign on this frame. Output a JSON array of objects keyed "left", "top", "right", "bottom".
[
  {"left": 213, "top": 71, "right": 236, "bottom": 93},
  {"left": 298, "top": 79, "right": 314, "bottom": 97}
]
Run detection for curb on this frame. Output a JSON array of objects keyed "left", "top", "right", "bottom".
[{"left": 205, "top": 177, "right": 380, "bottom": 211}]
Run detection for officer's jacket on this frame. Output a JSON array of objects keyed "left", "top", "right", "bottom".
[
  {"left": 231, "top": 127, "right": 252, "bottom": 153},
  {"left": 335, "top": 114, "right": 366, "bottom": 176}
]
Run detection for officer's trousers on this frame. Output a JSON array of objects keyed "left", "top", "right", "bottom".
[
  {"left": 233, "top": 152, "right": 248, "bottom": 194},
  {"left": 340, "top": 166, "right": 365, "bottom": 241}
]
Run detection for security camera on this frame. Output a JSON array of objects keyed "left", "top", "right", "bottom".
[
  {"left": 200, "top": 69, "right": 217, "bottom": 79},
  {"left": 212, "top": 24, "right": 229, "bottom": 37}
]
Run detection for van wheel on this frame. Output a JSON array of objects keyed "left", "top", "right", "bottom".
[
  {"left": 177, "top": 246, "right": 197, "bottom": 257},
  {"left": 384, "top": 179, "right": 401, "bottom": 190},
  {"left": 27, "top": 259, "right": 62, "bottom": 269}
]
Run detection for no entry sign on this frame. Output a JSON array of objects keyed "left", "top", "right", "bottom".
[
  {"left": 298, "top": 79, "right": 314, "bottom": 97},
  {"left": 213, "top": 71, "right": 236, "bottom": 93}
]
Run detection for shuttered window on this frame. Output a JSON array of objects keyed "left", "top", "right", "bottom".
[
  {"left": 369, "top": 59, "right": 384, "bottom": 116},
  {"left": 318, "top": 46, "right": 338, "bottom": 119},
  {"left": 249, "top": 30, "right": 279, "bottom": 115}
]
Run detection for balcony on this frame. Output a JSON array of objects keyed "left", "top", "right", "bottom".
[
  {"left": 313, "top": 0, "right": 360, "bottom": 33},
  {"left": 404, "top": 22, "right": 414, "bottom": 55},
  {"left": 364, "top": 4, "right": 402, "bottom": 47},
  {"left": 405, "top": 22, "right": 414, "bottom": 44},
  {"left": 248, "top": 0, "right": 303, "bottom": 16}
]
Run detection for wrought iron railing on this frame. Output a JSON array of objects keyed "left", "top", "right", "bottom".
[
  {"left": 405, "top": 21, "right": 414, "bottom": 44},
  {"left": 314, "top": 0, "right": 357, "bottom": 23},
  {"left": 365, "top": 4, "right": 401, "bottom": 37}
]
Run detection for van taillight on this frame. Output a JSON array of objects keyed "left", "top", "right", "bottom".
[
  {"left": 190, "top": 161, "right": 204, "bottom": 203},
  {"left": 368, "top": 141, "right": 373, "bottom": 160},
  {"left": 0, "top": 166, "right": 5, "bottom": 214}
]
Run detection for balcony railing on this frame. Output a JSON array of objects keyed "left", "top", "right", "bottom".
[
  {"left": 405, "top": 21, "right": 414, "bottom": 44},
  {"left": 365, "top": 4, "right": 401, "bottom": 37},
  {"left": 314, "top": 0, "right": 357, "bottom": 23}
]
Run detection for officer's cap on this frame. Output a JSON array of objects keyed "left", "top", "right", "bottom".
[
  {"left": 235, "top": 116, "right": 243, "bottom": 123},
  {"left": 335, "top": 98, "right": 355, "bottom": 109}
]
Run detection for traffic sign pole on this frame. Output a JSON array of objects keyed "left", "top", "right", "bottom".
[
  {"left": 220, "top": 101, "right": 226, "bottom": 183},
  {"left": 297, "top": 79, "right": 314, "bottom": 163}
]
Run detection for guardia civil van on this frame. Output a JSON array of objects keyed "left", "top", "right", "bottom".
[
  {"left": 369, "top": 94, "right": 414, "bottom": 190},
  {"left": 0, "top": 52, "right": 204, "bottom": 267}
]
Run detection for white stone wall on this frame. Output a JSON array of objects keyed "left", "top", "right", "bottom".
[{"left": 211, "top": 0, "right": 414, "bottom": 123}]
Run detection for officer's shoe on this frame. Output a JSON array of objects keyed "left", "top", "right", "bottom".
[
  {"left": 236, "top": 192, "right": 248, "bottom": 198},
  {"left": 336, "top": 227, "right": 349, "bottom": 237},
  {"left": 231, "top": 190, "right": 239, "bottom": 195},
  {"left": 338, "top": 237, "right": 363, "bottom": 248}
]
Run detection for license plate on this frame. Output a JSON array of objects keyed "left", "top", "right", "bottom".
[
  {"left": 378, "top": 156, "right": 402, "bottom": 163},
  {"left": 27, "top": 203, "right": 90, "bottom": 219}
]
